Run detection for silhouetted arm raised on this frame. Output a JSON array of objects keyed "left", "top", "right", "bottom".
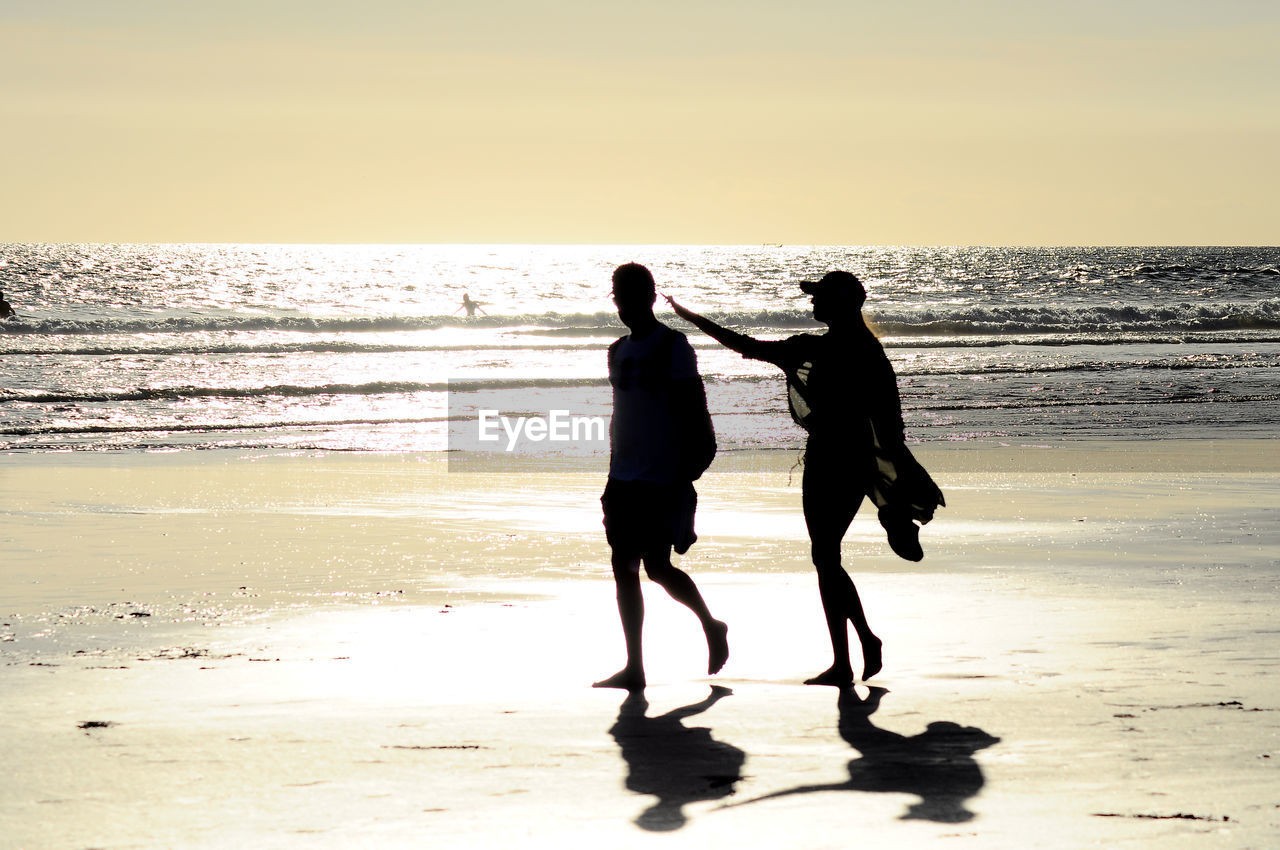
[{"left": 665, "top": 296, "right": 789, "bottom": 367}]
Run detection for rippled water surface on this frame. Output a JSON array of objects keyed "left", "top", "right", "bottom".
[{"left": 1, "top": 244, "right": 1277, "bottom": 451}]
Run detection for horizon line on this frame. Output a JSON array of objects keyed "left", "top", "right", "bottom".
[{"left": 3, "top": 241, "right": 1277, "bottom": 249}]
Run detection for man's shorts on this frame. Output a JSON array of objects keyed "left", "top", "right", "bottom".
[{"left": 601, "top": 478, "right": 698, "bottom": 557}]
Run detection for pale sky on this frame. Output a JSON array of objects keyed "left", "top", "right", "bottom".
[{"left": 2, "top": 0, "right": 1277, "bottom": 244}]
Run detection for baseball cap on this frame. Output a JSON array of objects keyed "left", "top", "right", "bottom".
[{"left": 799, "top": 271, "right": 865, "bottom": 300}]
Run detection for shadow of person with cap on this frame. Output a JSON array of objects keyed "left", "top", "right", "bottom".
[
  {"left": 724, "top": 687, "right": 1000, "bottom": 823},
  {"left": 609, "top": 686, "right": 746, "bottom": 831},
  {"left": 667, "top": 271, "right": 945, "bottom": 687}
]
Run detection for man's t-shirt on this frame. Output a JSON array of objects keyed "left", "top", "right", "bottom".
[{"left": 608, "top": 324, "right": 699, "bottom": 483}]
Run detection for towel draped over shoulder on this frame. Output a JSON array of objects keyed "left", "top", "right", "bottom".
[{"left": 744, "top": 329, "right": 945, "bottom": 525}]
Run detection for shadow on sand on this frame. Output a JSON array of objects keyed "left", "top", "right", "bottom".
[
  {"left": 609, "top": 685, "right": 745, "bottom": 831},
  {"left": 729, "top": 687, "right": 1000, "bottom": 823}
]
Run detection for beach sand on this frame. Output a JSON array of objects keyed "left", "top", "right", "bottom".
[{"left": 2, "top": 444, "right": 1278, "bottom": 848}]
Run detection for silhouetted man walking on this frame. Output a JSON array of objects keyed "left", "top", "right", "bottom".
[{"left": 594, "top": 263, "right": 727, "bottom": 690}]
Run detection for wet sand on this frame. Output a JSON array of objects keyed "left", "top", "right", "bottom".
[{"left": 2, "top": 444, "right": 1278, "bottom": 847}]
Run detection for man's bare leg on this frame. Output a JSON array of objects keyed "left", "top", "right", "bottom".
[
  {"left": 594, "top": 552, "right": 646, "bottom": 690},
  {"left": 643, "top": 549, "right": 729, "bottom": 675}
]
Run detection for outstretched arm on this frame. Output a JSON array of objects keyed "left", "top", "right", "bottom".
[
  {"left": 665, "top": 296, "right": 787, "bottom": 366},
  {"left": 716, "top": 781, "right": 851, "bottom": 810},
  {"left": 657, "top": 685, "right": 733, "bottom": 722}
]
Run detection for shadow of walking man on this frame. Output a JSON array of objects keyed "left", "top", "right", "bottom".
[
  {"left": 731, "top": 687, "right": 999, "bottom": 823},
  {"left": 610, "top": 685, "right": 746, "bottom": 831}
]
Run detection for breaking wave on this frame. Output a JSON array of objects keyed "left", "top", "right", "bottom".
[{"left": 2, "top": 300, "right": 1279, "bottom": 340}]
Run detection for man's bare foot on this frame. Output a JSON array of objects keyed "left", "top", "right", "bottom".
[
  {"left": 804, "top": 665, "right": 854, "bottom": 687},
  {"left": 593, "top": 668, "right": 646, "bottom": 690},
  {"left": 861, "top": 634, "right": 883, "bottom": 681},
  {"left": 707, "top": 620, "right": 729, "bottom": 675}
]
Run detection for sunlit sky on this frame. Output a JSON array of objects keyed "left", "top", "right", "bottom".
[{"left": 3, "top": 1, "right": 1277, "bottom": 245}]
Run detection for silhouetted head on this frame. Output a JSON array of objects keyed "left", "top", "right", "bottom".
[
  {"left": 635, "top": 799, "right": 687, "bottom": 831},
  {"left": 612, "top": 263, "right": 657, "bottom": 331},
  {"left": 801, "top": 271, "right": 865, "bottom": 327},
  {"left": 920, "top": 721, "right": 1001, "bottom": 754},
  {"left": 902, "top": 798, "right": 975, "bottom": 823}
]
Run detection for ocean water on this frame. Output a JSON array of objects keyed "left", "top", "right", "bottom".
[{"left": 1, "top": 244, "right": 1277, "bottom": 453}]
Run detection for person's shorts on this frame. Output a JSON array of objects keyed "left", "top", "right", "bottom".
[
  {"left": 601, "top": 478, "right": 698, "bottom": 557},
  {"left": 802, "top": 439, "right": 875, "bottom": 508}
]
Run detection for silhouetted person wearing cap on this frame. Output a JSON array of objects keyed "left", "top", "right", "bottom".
[
  {"left": 669, "top": 271, "right": 944, "bottom": 687},
  {"left": 594, "top": 262, "right": 727, "bottom": 691},
  {"left": 0, "top": 291, "right": 14, "bottom": 320}
]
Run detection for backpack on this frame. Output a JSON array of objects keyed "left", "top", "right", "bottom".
[{"left": 608, "top": 326, "right": 717, "bottom": 481}]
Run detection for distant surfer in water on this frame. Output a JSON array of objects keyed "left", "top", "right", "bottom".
[
  {"left": 0, "top": 291, "right": 14, "bottom": 320},
  {"left": 668, "top": 271, "right": 944, "bottom": 687},
  {"left": 456, "top": 293, "right": 485, "bottom": 317}
]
